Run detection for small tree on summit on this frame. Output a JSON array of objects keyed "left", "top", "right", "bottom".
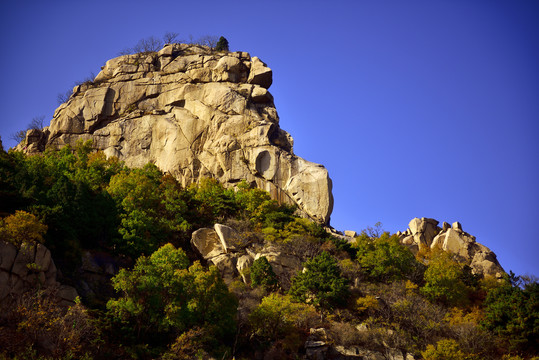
[{"left": 215, "top": 36, "right": 229, "bottom": 51}]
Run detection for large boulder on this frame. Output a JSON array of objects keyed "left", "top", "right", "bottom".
[
  {"left": 21, "top": 44, "right": 333, "bottom": 225},
  {"left": 399, "top": 218, "right": 505, "bottom": 278},
  {"left": 406, "top": 217, "right": 440, "bottom": 251},
  {"left": 190, "top": 223, "right": 304, "bottom": 288}
]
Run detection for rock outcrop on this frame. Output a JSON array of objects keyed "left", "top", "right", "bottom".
[
  {"left": 0, "top": 240, "right": 78, "bottom": 309},
  {"left": 21, "top": 43, "right": 333, "bottom": 224},
  {"left": 191, "top": 223, "right": 302, "bottom": 288},
  {"left": 398, "top": 217, "right": 505, "bottom": 278}
]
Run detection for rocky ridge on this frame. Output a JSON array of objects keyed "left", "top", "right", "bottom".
[
  {"left": 397, "top": 217, "right": 504, "bottom": 278},
  {"left": 20, "top": 43, "right": 333, "bottom": 224}
]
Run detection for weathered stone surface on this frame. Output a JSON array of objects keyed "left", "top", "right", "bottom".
[
  {"left": 214, "top": 224, "right": 249, "bottom": 252},
  {"left": 431, "top": 228, "right": 473, "bottom": 258},
  {"left": 247, "top": 56, "right": 273, "bottom": 89},
  {"left": 344, "top": 230, "right": 357, "bottom": 238},
  {"left": 0, "top": 241, "right": 17, "bottom": 271},
  {"left": 22, "top": 43, "right": 333, "bottom": 224},
  {"left": 406, "top": 217, "right": 440, "bottom": 250},
  {"left": 399, "top": 218, "right": 504, "bottom": 278},
  {"left": 209, "top": 253, "right": 237, "bottom": 283},
  {"left": 255, "top": 248, "right": 302, "bottom": 288},
  {"left": 236, "top": 254, "right": 253, "bottom": 283},
  {"left": 191, "top": 228, "right": 225, "bottom": 259},
  {"left": 0, "top": 240, "right": 78, "bottom": 310}
]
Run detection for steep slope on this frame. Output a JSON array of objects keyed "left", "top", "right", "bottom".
[{"left": 21, "top": 43, "right": 333, "bottom": 224}]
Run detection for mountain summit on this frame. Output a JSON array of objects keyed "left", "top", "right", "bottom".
[{"left": 21, "top": 43, "right": 334, "bottom": 224}]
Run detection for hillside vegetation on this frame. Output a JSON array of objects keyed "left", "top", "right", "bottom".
[{"left": 0, "top": 141, "right": 537, "bottom": 359}]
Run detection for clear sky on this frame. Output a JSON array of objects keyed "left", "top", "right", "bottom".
[{"left": 1, "top": 0, "right": 537, "bottom": 277}]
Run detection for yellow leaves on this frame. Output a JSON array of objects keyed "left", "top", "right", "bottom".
[
  {"left": 0, "top": 210, "right": 47, "bottom": 247},
  {"left": 355, "top": 295, "right": 379, "bottom": 315},
  {"left": 15, "top": 291, "right": 100, "bottom": 358},
  {"left": 444, "top": 307, "right": 483, "bottom": 326}
]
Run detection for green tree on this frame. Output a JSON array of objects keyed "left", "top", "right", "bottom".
[
  {"left": 354, "top": 232, "right": 423, "bottom": 283},
  {"left": 107, "top": 164, "right": 190, "bottom": 257},
  {"left": 289, "top": 251, "right": 349, "bottom": 310},
  {"left": 481, "top": 274, "right": 539, "bottom": 354},
  {"left": 250, "top": 256, "right": 279, "bottom": 291},
  {"left": 420, "top": 250, "right": 469, "bottom": 306},
  {"left": 188, "top": 178, "right": 238, "bottom": 226},
  {"left": 4, "top": 142, "right": 122, "bottom": 269},
  {"left": 107, "top": 244, "right": 237, "bottom": 345},
  {"left": 215, "top": 36, "right": 229, "bottom": 51}
]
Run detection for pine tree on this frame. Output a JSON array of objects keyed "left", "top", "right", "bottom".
[{"left": 215, "top": 36, "right": 229, "bottom": 51}]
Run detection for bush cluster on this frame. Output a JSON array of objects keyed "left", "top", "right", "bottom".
[{"left": 0, "top": 143, "right": 537, "bottom": 359}]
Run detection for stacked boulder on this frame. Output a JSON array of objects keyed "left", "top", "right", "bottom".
[
  {"left": 191, "top": 224, "right": 302, "bottom": 288},
  {"left": 0, "top": 240, "right": 78, "bottom": 309},
  {"left": 398, "top": 218, "right": 505, "bottom": 278}
]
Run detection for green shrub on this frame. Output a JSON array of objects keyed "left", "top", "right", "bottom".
[
  {"left": 354, "top": 232, "right": 423, "bottom": 283},
  {"left": 481, "top": 274, "right": 539, "bottom": 354},
  {"left": 107, "top": 244, "right": 237, "bottom": 345},
  {"left": 250, "top": 256, "right": 279, "bottom": 291},
  {"left": 420, "top": 250, "right": 469, "bottom": 306},
  {"left": 248, "top": 293, "right": 318, "bottom": 343},
  {"left": 289, "top": 251, "right": 349, "bottom": 310}
]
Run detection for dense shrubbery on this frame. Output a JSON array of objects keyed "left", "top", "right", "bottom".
[
  {"left": 250, "top": 256, "right": 279, "bottom": 291},
  {"left": 0, "top": 144, "right": 537, "bottom": 359},
  {"left": 289, "top": 251, "right": 350, "bottom": 311},
  {"left": 107, "top": 244, "right": 237, "bottom": 357},
  {"left": 354, "top": 231, "right": 423, "bottom": 283}
]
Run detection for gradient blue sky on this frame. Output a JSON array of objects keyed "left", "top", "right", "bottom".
[{"left": 1, "top": 1, "right": 537, "bottom": 276}]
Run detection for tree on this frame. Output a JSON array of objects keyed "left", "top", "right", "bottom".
[
  {"left": 420, "top": 250, "right": 469, "bottom": 306},
  {"left": 107, "top": 164, "right": 190, "bottom": 257},
  {"left": 422, "top": 339, "right": 466, "bottom": 360},
  {"left": 57, "top": 88, "right": 73, "bottom": 104},
  {"left": 196, "top": 35, "right": 219, "bottom": 49},
  {"left": 189, "top": 177, "right": 238, "bottom": 225},
  {"left": 0, "top": 210, "right": 47, "bottom": 247},
  {"left": 10, "top": 129, "right": 26, "bottom": 143},
  {"left": 354, "top": 232, "right": 423, "bottom": 283},
  {"left": 132, "top": 36, "right": 162, "bottom": 53},
  {"left": 215, "top": 36, "right": 229, "bottom": 51},
  {"left": 248, "top": 293, "right": 318, "bottom": 344},
  {"left": 163, "top": 31, "right": 180, "bottom": 44},
  {"left": 107, "top": 244, "right": 237, "bottom": 344},
  {"left": 250, "top": 256, "right": 279, "bottom": 291},
  {"left": 289, "top": 251, "right": 349, "bottom": 310},
  {"left": 28, "top": 115, "right": 45, "bottom": 130},
  {"left": 481, "top": 275, "right": 539, "bottom": 354}
]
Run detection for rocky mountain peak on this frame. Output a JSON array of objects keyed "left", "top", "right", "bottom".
[{"left": 21, "top": 43, "right": 334, "bottom": 224}]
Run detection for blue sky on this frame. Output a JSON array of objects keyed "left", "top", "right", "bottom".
[{"left": 1, "top": 0, "right": 538, "bottom": 276}]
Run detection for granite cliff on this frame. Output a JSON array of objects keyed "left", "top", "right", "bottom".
[{"left": 21, "top": 43, "right": 333, "bottom": 224}]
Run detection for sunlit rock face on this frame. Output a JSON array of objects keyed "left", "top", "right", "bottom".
[
  {"left": 22, "top": 44, "right": 333, "bottom": 224},
  {"left": 398, "top": 217, "right": 505, "bottom": 278}
]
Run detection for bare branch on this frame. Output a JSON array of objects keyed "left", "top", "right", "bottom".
[
  {"left": 28, "top": 115, "right": 45, "bottom": 130},
  {"left": 196, "top": 35, "right": 219, "bottom": 49},
  {"left": 163, "top": 31, "right": 181, "bottom": 44},
  {"left": 132, "top": 36, "right": 162, "bottom": 53},
  {"left": 10, "top": 130, "right": 26, "bottom": 143}
]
